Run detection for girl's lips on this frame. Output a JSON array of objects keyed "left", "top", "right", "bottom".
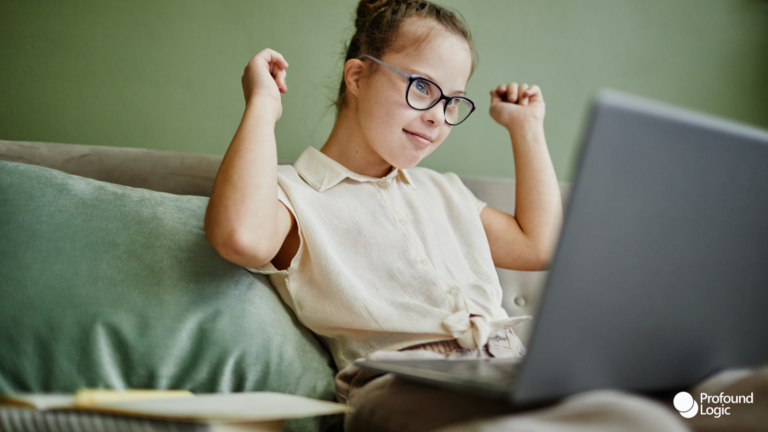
[{"left": 404, "top": 130, "right": 431, "bottom": 147}]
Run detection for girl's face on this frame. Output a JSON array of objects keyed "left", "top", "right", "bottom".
[{"left": 355, "top": 20, "right": 473, "bottom": 170}]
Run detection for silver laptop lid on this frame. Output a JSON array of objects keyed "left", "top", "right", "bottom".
[{"left": 513, "top": 89, "right": 768, "bottom": 404}]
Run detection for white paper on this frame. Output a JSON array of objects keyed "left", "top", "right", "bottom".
[{"left": 89, "top": 392, "right": 350, "bottom": 422}]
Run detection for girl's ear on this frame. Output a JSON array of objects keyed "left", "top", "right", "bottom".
[{"left": 344, "top": 59, "right": 366, "bottom": 98}]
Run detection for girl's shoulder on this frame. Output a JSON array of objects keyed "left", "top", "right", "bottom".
[
  {"left": 277, "top": 163, "right": 298, "bottom": 177},
  {"left": 275, "top": 164, "right": 305, "bottom": 188}
]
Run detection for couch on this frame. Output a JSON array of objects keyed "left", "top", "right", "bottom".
[{"left": 0, "top": 139, "right": 570, "bottom": 432}]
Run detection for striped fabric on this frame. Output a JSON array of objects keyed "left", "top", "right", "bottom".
[
  {"left": 400, "top": 336, "right": 491, "bottom": 357},
  {"left": 400, "top": 327, "right": 527, "bottom": 359},
  {"left": 0, "top": 408, "right": 206, "bottom": 432}
]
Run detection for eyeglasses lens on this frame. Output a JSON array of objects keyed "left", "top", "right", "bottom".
[{"left": 407, "top": 79, "right": 472, "bottom": 125}]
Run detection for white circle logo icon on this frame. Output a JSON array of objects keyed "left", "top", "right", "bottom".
[{"left": 674, "top": 392, "right": 698, "bottom": 418}]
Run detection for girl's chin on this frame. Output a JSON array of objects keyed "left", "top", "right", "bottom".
[
  {"left": 379, "top": 142, "right": 431, "bottom": 169},
  {"left": 392, "top": 152, "right": 425, "bottom": 170}
]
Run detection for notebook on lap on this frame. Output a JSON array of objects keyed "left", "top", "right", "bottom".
[{"left": 357, "top": 89, "right": 768, "bottom": 407}]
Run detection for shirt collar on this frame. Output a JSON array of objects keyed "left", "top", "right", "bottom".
[{"left": 294, "top": 146, "right": 415, "bottom": 193}]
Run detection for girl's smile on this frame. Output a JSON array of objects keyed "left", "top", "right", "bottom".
[{"left": 403, "top": 129, "right": 434, "bottom": 147}]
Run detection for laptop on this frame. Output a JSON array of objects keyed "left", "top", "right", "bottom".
[{"left": 356, "top": 89, "right": 768, "bottom": 407}]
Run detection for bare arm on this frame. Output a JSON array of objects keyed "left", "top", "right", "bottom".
[
  {"left": 204, "top": 48, "right": 294, "bottom": 268},
  {"left": 480, "top": 83, "right": 563, "bottom": 270}
]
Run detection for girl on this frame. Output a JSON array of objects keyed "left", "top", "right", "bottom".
[{"left": 205, "top": 0, "right": 562, "bottom": 427}]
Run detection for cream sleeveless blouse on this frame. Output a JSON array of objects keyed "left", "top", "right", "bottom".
[{"left": 246, "top": 146, "right": 530, "bottom": 369}]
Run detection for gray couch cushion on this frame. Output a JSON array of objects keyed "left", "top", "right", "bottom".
[{"left": 0, "top": 139, "right": 223, "bottom": 196}]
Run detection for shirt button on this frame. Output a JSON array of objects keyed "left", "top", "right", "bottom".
[
  {"left": 419, "top": 259, "right": 428, "bottom": 266},
  {"left": 514, "top": 296, "right": 527, "bottom": 307},
  {"left": 378, "top": 181, "right": 388, "bottom": 188},
  {"left": 399, "top": 219, "right": 407, "bottom": 225}
]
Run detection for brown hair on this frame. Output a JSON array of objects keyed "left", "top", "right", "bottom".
[{"left": 332, "top": 0, "right": 477, "bottom": 118}]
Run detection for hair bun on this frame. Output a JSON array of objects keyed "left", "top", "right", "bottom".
[{"left": 355, "top": 0, "right": 407, "bottom": 31}]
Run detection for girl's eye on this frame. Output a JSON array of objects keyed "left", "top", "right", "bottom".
[{"left": 414, "top": 80, "right": 429, "bottom": 94}]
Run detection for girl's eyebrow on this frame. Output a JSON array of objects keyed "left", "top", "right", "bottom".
[{"left": 406, "top": 69, "right": 466, "bottom": 96}]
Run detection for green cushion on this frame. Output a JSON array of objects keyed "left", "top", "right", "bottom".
[{"left": 0, "top": 160, "right": 341, "bottom": 432}]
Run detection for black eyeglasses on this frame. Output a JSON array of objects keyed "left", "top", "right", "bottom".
[{"left": 358, "top": 54, "right": 475, "bottom": 126}]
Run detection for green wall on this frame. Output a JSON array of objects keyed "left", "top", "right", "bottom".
[{"left": 1, "top": 0, "right": 766, "bottom": 180}]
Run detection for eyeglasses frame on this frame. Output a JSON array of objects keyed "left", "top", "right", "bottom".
[{"left": 357, "top": 54, "right": 476, "bottom": 126}]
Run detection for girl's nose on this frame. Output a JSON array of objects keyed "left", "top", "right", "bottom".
[{"left": 421, "top": 101, "right": 446, "bottom": 125}]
